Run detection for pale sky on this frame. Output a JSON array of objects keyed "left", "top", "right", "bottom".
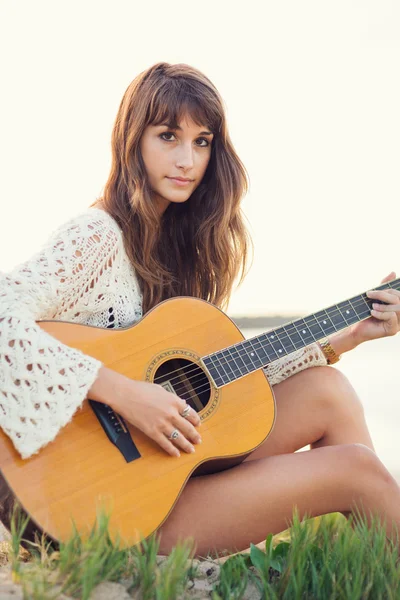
[{"left": 1, "top": 0, "right": 399, "bottom": 317}]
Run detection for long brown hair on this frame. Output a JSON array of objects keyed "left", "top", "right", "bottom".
[{"left": 92, "top": 62, "right": 253, "bottom": 315}]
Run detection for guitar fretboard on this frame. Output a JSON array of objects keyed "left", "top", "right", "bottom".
[{"left": 202, "top": 278, "right": 400, "bottom": 388}]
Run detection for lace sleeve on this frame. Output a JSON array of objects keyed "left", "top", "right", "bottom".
[
  {"left": 0, "top": 211, "right": 121, "bottom": 459},
  {"left": 263, "top": 343, "right": 327, "bottom": 386}
]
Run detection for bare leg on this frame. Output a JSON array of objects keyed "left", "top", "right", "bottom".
[
  {"left": 243, "top": 366, "right": 376, "bottom": 521},
  {"left": 157, "top": 367, "right": 399, "bottom": 556},
  {"left": 245, "top": 366, "right": 375, "bottom": 461},
  {"left": 158, "top": 443, "right": 400, "bottom": 556}
]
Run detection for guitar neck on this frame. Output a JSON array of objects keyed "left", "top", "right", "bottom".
[{"left": 202, "top": 277, "right": 400, "bottom": 388}]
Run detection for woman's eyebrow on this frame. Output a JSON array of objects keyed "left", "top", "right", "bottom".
[{"left": 159, "top": 122, "right": 213, "bottom": 136}]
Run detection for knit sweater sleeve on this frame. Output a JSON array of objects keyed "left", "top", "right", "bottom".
[
  {"left": 0, "top": 211, "right": 121, "bottom": 459},
  {"left": 263, "top": 343, "right": 327, "bottom": 386}
]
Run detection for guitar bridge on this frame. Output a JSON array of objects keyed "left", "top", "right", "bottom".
[{"left": 89, "top": 400, "right": 141, "bottom": 463}]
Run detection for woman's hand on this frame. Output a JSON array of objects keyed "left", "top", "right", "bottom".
[
  {"left": 350, "top": 271, "right": 400, "bottom": 345},
  {"left": 328, "top": 272, "right": 400, "bottom": 356},
  {"left": 89, "top": 367, "right": 202, "bottom": 457}
]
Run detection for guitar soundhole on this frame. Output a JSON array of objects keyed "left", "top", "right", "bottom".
[{"left": 154, "top": 358, "right": 210, "bottom": 413}]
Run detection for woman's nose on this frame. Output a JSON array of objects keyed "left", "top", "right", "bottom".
[{"left": 175, "top": 144, "right": 194, "bottom": 169}]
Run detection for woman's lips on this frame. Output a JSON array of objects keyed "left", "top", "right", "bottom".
[{"left": 167, "top": 177, "right": 193, "bottom": 186}]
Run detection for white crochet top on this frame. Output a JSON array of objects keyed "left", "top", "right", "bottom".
[{"left": 0, "top": 208, "right": 327, "bottom": 459}]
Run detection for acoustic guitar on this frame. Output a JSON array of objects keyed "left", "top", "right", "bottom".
[{"left": 0, "top": 277, "right": 399, "bottom": 548}]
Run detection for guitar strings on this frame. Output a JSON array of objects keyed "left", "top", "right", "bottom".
[
  {"left": 152, "top": 281, "right": 400, "bottom": 394},
  {"left": 154, "top": 294, "right": 391, "bottom": 406},
  {"left": 153, "top": 284, "right": 399, "bottom": 392},
  {"left": 151, "top": 303, "right": 369, "bottom": 397}
]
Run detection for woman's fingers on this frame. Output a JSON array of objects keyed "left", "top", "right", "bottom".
[
  {"left": 155, "top": 432, "right": 182, "bottom": 457},
  {"left": 371, "top": 303, "right": 400, "bottom": 313},
  {"left": 371, "top": 309, "right": 397, "bottom": 320},
  {"left": 158, "top": 396, "right": 203, "bottom": 455},
  {"left": 367, "top": 289, "right": 400, "bottom": 305},
  {"left": 172, "top": 400, "right": 202, "bottom": 446},
  {"left": 365, "top": 282, "right": 400, "bottom": 335},
  {"left": 370, "top": 308, "right": 399, "bottom": 336},
  {"left": 175, "top": 398, "right": 201, "bottom": 427},
  {"left": 182, "top": 405, "right": 201, "bottom": 430},
  {"left": 380, "top": 271, "right": 396, "bottom": 283},
  {"left": 371, "top": 314, "right": 398, "bottom": 335},
  {"left": 163, "top": 426, "right": 196, "bottom": 454},
  {"left": 175, "top": 414, "right": 202, "bottom": 444}
]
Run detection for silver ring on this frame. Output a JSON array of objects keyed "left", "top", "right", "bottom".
[
  {"left": 181, "top": 405, "right": 191, "bottom": 418},
  {"left": 168, "top": 429, "right": 179, "bottom": 441}
]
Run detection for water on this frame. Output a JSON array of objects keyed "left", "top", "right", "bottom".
[{"left": 242, "top": 328, "right": 400, "bottom": 482}]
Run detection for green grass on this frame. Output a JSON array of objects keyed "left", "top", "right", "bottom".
[
  {"left": 213, "top": 510, "right": 400, "bottom": 600},
  {"left": 2, "top": 505, "right": 400, "bottom": 599}
]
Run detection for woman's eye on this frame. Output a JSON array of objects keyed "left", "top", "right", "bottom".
[
  {"left": 159, "top": 132, "right": 210, "bottom": 147},
  {"left": 196, "top": 138, "right": 210, "bottom": 147},
  {"left": 160, "top": 132, "right": 175, "bottom": 142}
]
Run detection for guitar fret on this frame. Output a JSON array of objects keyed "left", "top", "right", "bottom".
[
  {"left": 270, "top": 327, "right": 295, "bottom": 354},
  {"left": 235, "top": 345, "right": 255, "bottom": 373},
  {"left": 261, "top": 333, "right": 277, "bottom": 364},
  {"left": 326, "top": 305, "right": 347, "bottom": 330},
  {"left": 254, "top": 334, "right": 274, "bottom": 364},
  {"left": 264, "top": 332, "right": 281, "bottom": 360},
  {"left": 389, "top": 280, "right": 400, "bottom": 292},
  {"left": 213, "top": 353, "right": 230, "bottom": 385},
  {"left": 350, "top": 296, "right": 370, "bottom": 320},
  {"left": 269, "top": 337, "right": 286, "bottom": 357},
  {"left": 203, "top": 358, "right": 224, "bottom": 387},
  {"left": 303, "top": 315, "right": 325, "bottom": 339},
  {"left": 293, "top": 320, "right": 315, "bottom": 344},
  {"left": 309, "top": 311, "right": 334, "bottom": 336},
  {"left": 242, "top": 340, "right": 262, "bottom": 369},
  {"left": 321, "top": 310, "right": 337, "bottom": 334},
  {"left": 228, "top": 346, "right": 248, "bottom": 376},
  {"left": 201, "top": 277, "right": 400, "bottom": 388},
  {"left": 282, "top": 323, "right": 304, "bottom": 349},
  {"left": 277, "top": 327, "right": 297, "bottom": 353},
  {"left": 221, "top": 349, "right": 240, "bottom": 380},
  {"left": 247, "top": 340, "right": 264, "bottom": 367},
  {"left": 335, "top": 303, "right": 351, "bottom": 326},
  {"left": 336, "top": 300, "right": 358, "bottom": 325},
  {"left": 360, "top": 294, "right": 372, "bottom": 310}
]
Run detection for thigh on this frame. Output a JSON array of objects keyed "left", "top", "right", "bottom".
[
  {"left": 244, "top": 365, "right": 358, "bottom": 461},
  {"left": 157, "top": 443, "right": 381, "bottom": 556}
]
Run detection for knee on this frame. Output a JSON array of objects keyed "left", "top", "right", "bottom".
[
  {"left": 313, "top": 366, "right": 365, "bottom": 420},
  {"left": 340, "top": 443, "right": 397, "bottom": 490}
]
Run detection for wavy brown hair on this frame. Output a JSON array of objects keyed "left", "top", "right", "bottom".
[{"left": 91, "top": 62, "right": 253, "bottom": 315}]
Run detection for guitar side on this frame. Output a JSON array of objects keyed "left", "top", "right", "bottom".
[{"left": 0, "top": 297, "right": 275, "bottom": 547}]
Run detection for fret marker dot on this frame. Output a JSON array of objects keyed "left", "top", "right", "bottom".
[
  {"left": 251, "top": 352, "right": 254, "bottom": 357},
  {"left": 323, "top": 320, "right": 327, "bottom": 324},
  {"left": 270, "top": 335, "right": 275, "bottom": 339},
  {"left": 302, "top": 330, "right": 306, "bottom": 334},
  {"left": 346, "top": 310, "right": 350, "bottom": 314},
  {"left": 278, "top": 349, "right": 282, "bottom": 353}
]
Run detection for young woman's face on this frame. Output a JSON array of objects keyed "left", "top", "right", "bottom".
[{"left": 140, "top": 113, "right": 213, "bottom": 215}]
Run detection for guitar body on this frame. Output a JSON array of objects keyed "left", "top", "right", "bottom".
[{"left": 0, "top": 297, "right": 275, "bottom": 547}]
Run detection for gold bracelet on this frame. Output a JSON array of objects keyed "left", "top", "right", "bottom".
[{"left": 319, "top": 338, "right": 341, "bottom": 365}]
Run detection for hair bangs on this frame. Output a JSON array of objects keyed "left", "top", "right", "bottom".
[{"left": 148, "top": 78, "right": 221, "bottom": 134}]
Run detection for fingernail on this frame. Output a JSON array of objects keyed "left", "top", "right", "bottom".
[
  {"left": 190, "top": 446, "right": 196, "bottom": 453},
  {"left": 197, "top": 437, "right": 202, "bottom": 444},
  {"left": 176, "top": 451, "right": 180, "bottom": 457}
]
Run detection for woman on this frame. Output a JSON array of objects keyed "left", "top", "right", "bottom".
[{"left": 1, "top": 62, "right": 400, "bottom": 557}]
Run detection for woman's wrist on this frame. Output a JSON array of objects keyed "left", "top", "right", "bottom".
[
  {"left": 88, "top": 365, "right": 130, "bottom": 413},
  {"left": 319, "top": 328, "right": 360, "bottom": 362}
]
